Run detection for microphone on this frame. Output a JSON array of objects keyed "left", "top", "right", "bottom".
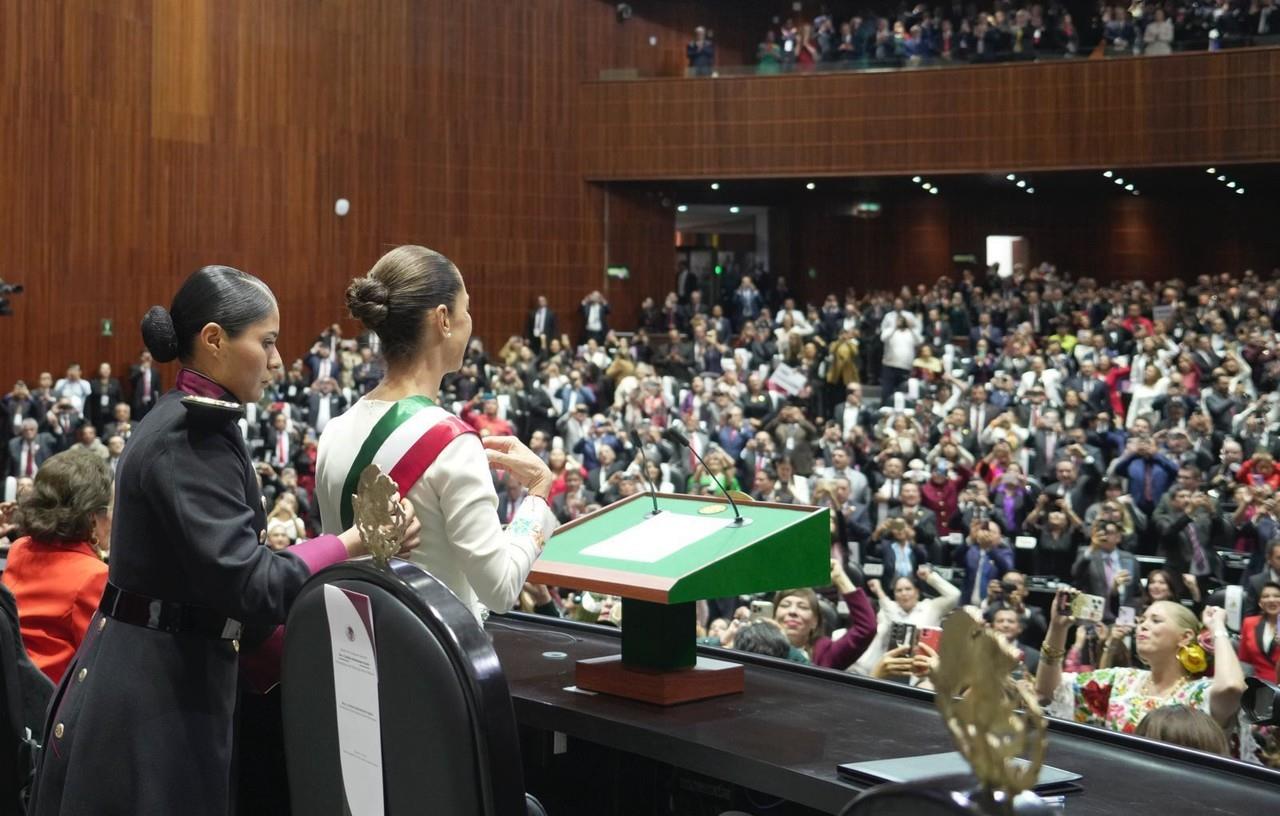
[
  {"left": 662, "top": 427, "right": 745, "bottom": 526},
  {"left": 629, "top": 430, "right": 662, "bottom": 517}
]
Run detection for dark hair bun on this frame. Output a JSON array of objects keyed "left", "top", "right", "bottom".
[
  {"left": 141, "top": 305, "right": 180, "bottom": 362},
  {"left": 346, "top": 276, "right": 390, "bottom": 330}
]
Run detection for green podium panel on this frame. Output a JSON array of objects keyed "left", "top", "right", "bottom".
[{"left": 528, "top": 492, "right": 830, "bottom": 705}]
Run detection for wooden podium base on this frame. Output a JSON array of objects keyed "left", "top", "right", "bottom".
[{"left": 576, "top": 654, "right": 745, "bottom": 706}]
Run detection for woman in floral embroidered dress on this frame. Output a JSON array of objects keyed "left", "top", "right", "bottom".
[{"left": 1035, "top": 587, "right": 1246, "bottom": 735}]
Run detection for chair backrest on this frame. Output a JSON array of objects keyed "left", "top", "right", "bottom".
[{"left": 282, "top": 559, "right": 528, "bottom": 816}]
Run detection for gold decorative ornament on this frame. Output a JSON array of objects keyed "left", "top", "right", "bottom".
[
  {"left": 351, "top": 464, "right": 409, "bottom": 569},
  {"left": 930, "top": 612, "right": 1047, "bottom": 802}
]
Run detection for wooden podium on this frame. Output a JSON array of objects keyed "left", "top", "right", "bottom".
[{"left": 529, "top": 491, "right": 828, "bottom": 705}]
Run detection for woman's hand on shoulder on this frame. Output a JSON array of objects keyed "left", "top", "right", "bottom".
[{"left": 483, "top": 435, "right": 553, "bottom": 499}]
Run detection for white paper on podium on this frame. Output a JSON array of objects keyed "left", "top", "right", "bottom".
[
  {"left": 323, "top": 585, "right": 384, "bottom": 816},
  {"left": 580, "top": 511, "right": 735, "bottom": 563}
]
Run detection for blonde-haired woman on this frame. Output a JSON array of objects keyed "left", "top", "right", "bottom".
[{"left": 1036, "top": 587, "right": 1245, "bottom": 735}]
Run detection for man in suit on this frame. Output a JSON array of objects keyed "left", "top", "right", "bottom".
[
  {"left": 832, "top": 383, "right": 872, "bottom": 439},
  {"left": 677, "top": 290, "right": 710, "bottom": 333},
  {"left": 675, "top": 263, "right": 699, "bottom": 304},
  {"left": 551, "top": 468, "right": 596, "bottom": 523},
  {"left": 969, "top": 312, "right": 1003, "bottom": 348},
  {"left": 6, "top": 419, "right": 54, "bottom": 479},
  {"left": 990, "top": 607, "right": 1040, "bottom": 677},
  {"left": 129, "top": 351, "right": 162, "bottom": 420},
  {"left": 262, "top": 412, "right": 302, "bottom": 471},
  {"left": 45, "top": 399, "right": 84, "bottom": 452},
  {"left": 766, "top": 404, "right": 817, "bottom": 476},
  {"left": 875, "top": 517, "right": 930, "bottom": 582},
  {"left": 732, "top": 276, "right": 764, "bottom": 332},
  {"left": 306, "top": 344, "right": 339, "bottom": 385},
  {"left": 579, "top": 290, "right": 611, "bottom": 345},
  {"left": 306, "top": 378, "right": 347, "bottom": 435},
  {"left": 959, "top": 520, "right": 1016, "bottom": 606},
  {"left": 888, "top": 482, "right": 939, "bottom": 560},
  {"left": 584, "top": 443, "right": 626, "bottom": 499},
  {"left": 102, "top": 402, "right": 134, "bottom": 443},
  {"left": 1158, "top": 489, "right": 1228, "bottom": 590},
  {"left": 1245, "top": 540, "right": 1280, "bottom": 614},
  {"left": 525, "top": 295, "right": 559, "bottom": 353},
  {"left": 1028, "top": 410, "right": 1066, "bottom": 483},
  {"left": 813, "top": 445, "right": 870, "bottom": 506},
  {"left": 86, "top": 363, "right": 122, "bottom": 434},
  {"left": 1110, "top": 435, "right": 1180, "bottom": 516},
  {"left": 1048, "top": 456, "right": 1101, "bottom": 518},
  {"left": 1071, "top": 520, "right": 1142, "bottom": 619},
  {"left": 495, "top": 476, "right": 528, "bottom": 526},
  {"left": 1062, "top": 360, "right": 1110, "bottom": 414}
]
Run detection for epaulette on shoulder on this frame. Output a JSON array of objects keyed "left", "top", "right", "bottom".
[{"left": 181, "top": 394, "right": 244, "bottom": 423}]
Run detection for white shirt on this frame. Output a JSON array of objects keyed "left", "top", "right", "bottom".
[
  {"left": 853, "top": 574, "right": 961, "bottom": 675},
  {"left": 880, "top": 316, "right": 923, "bottom": 370},
  {"left": 314, "top": 395, "right": 333, "bottom": 434},
  {"left": 317, "top": 400, "right": 558, "bottom": 621}
]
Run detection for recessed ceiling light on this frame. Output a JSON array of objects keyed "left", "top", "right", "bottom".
[
  {"left": 1006, "top": 174, "right": 1016, "bottom": 181},
  {"left": 1227, "top": 181, "right": 1237, "bottom": 189},
  {"left": 1236, "top": 188, "right": 1245, "bottom": 195},
  {"left": 1125, "top": 184, "right": 1134, "bottom": 191},
  {"left": 1114, "top": 178, "right": 1124, "bottom": 185},
  {"left": 1103, "top": 171, "right": 1114, "bottom": 178},
  {"left": 728, "top": 206, "right": 740, "bottom": 213},
  {"left": 677, "top": 204, "right": 688, "bottom": 212},
  {"left": 911, "top": 176, "right": 922, "bottom": 183},
  {"left": 929, "top": 188, "right": 939, "bottom": 195},
  {"left": 806, "top": 182, "right": 816, "bottom": 190},
  {"left": 1216, "top": 176, "right": 1226, "bottom": 182},
  {"left": 1027, "top": 188, "right": 1035, "bottom": 194},
  {"left": 1016, "top": 180, "right": 1026, "bottom": 188},
  {"left": 710, "top": 182, "right": 720, "bottom": 190},
  {"left": 1206, "top": 167, "right": 1216, "bottom": 174},
  {"left": 922, "top": 183, "right": 932, "bottom": 191}
]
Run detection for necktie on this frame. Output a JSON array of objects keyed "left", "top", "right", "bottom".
[
  {"left": 534, "top": 309, "right": 544, "bottom": 336},
  {"left": 1143, "top": 463, "right": 1155, "bottom": 503},
  {"left": 143, "top": 368, "right": 151, "bottom": 401},
  {"left": 277, "top": 435, "right": 287, "bottom": 465},
  {"left": 24, "top": 444, "right": 33, "bottom": 477},
  {"left": 972, "top": 552, "right": 989, "bottom": 604},
  {"left": 1188, "top": 522, "right": 1208, "bottom": 575},
  {"left": 898, "top": 544, "right": 912, "bottom": 578},
  {"left": 1104, "top": 554, "right": 1116, "bottom": 591},
  {"left": 1044, "top": 432, "right": 1056, "bottom": 463}
]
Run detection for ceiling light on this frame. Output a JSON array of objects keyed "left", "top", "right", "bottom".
[
  {"left": 1125, "top": 184, "right": 1134, "bottom": 191},
  {"left": 710, "top": 182, "right": 720, "bottom": 190},
  {"left": 1027, "top": 188, "right": 1035, "bottom": 194},
  {"left": 922, "top": 183, "right": 933, "bottom": 191},
  {"left": 1114, "top": 178, "right": 1124, "bottom": 185},
  {"left": 929, "top": 188, "right": 939, "bottom": 195},
  {"left": 729, "top": 206, "right": 740, "bottom": 213},
  {"left": 677, "top": 204, "right": 688, "bottom": 213},
  {"left": 806, "top": 182, "right": 816, "bottom": 190},
  {"left": 1237, "top": 188, "right": 1245, "bottom": 195},
  {"left": 1103, "top": 171, "right": 1114, "bottom": 178},
  {"left": 912, "top": 176, "right": 922, "bottom": 183},
  {"left": 1227, "top": 181, "right": 1237, "bottom": 188},
  {"left": 1016, "top": 180, "right": 1026, "bottom": 188},
  {"left": 1216, "top": 175, "right": 1226, "bottom": 182},
  {"left": 1206, "top": 167, "right": 1216, "bottom": 174},
  {"left": 1006, "top": 174, "right": 1016, "bottom": 181}
]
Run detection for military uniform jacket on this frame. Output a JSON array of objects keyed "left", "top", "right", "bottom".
[{"left": 29, "top": 375, "right": 347, "bottom": 816}]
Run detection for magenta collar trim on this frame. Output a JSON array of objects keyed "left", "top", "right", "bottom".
[{"left": 176, "top": 369, "right": 235, "bottom": 401}]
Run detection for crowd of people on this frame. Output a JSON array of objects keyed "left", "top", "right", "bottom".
[
  {"left": 3, "top": 259, "right": 1280, "bottom": 769},
  {"left": 685, "top": 1, "right": 1278, "bottom": 75}
]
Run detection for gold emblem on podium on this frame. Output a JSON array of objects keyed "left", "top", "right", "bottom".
[
  {"left": 351, "top": 464, "right": 409, "bottom": 569},
  {"left": 931, "top": 612, "right": 1047, "bottom": 801}
]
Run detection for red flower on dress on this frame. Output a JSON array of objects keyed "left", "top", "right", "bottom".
[{"left": 1082, "top": 680, "right": 1112, "bottom": 719}]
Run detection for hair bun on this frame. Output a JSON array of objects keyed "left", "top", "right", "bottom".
[
  {"left": 141, "top": 306, "right": 180, "bottom": 363},
  {"left": 346, "top": 276, "right": 390, "bottom": 330}
]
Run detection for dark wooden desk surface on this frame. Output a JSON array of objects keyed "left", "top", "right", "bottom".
[{"left": 488, "top": 613, "right": 1280, "bottom": 815}]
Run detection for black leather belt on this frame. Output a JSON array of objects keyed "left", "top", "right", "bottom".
[{"left": 99, "top": 583, "right": 243, "bottom": 641}]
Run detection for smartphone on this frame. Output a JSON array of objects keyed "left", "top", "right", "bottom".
[
  {"left": 917, "top": 626, "right": 942, "bottom": 655},
  {"left": 749, "top": 600, "right": 775, "bottom": 621},
  {"left": 890, "top": 622, "right": 918, "bottom": 650},
  {"left": 1071, "top": 593, "right": 1106, "bottom": 623},
  {"left": 1116, "top": 606, "right": 1136, "bottom": 627},
  {"left": 1056, "top": 588, "right": 1072, "bottom": 618}
]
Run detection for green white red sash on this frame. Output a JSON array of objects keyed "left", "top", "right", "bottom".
[{"left": 336, "top": 397, "right": 475, "bottom": 529}]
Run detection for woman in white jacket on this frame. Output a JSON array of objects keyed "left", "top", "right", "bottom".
[{"left": 853, "top": 565, "right": 962, "bottom": 675}]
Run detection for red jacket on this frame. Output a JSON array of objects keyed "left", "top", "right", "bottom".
[
  {"left": 1236, "top": 460, "right": 1280, "bottom": 491},
  {"left": 0, "top": 536, "right": 107, "bottom": 683},
  {"left": 1237, "top": 614, "right": 1278, "bottom": 683}
]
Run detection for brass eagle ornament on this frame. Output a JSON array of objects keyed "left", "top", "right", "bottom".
[{"left": 351, "top": 464, "right": 409, "bottom": 569}]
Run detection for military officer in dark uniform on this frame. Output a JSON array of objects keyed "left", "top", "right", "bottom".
[{"left": 29, "top": 266, "right": 420, "bottom": 815}]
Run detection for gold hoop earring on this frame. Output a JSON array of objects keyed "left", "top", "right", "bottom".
[{"left": 1177, "top": 642, "right": 1207, "bottom": 674}]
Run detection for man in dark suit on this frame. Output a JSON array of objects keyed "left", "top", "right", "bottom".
[
  {"left": 87, "top": 363, "right": 122, "bottom": 434},
  {"left": 551, "top": 468, "right": 596, "bottom": 523},
  {"left": 495, "top": 477, "right": 528, "bottom": 526},
  {"left": 262, "top": 412, "right": 302, "bottom": 471},
  {"left": 1062, "top": 360, "right": 1110, "bottom": 415},
  {"left": 1071, "top": 520, "right": 1141, "bottom": 619},
  {"left": 677, "top": 290, "right": 710, "bottom": 333},
  {"left": 832, "top": 383, "right": 873, "bottom": 438},
  {"left": 1158, "top": 489, "right": 1227, "bottom": 590},
  {"left": 958, "top": 520, "right": 1016, "bottom": 606},
  {"left": 305, "top": 345, "right": 339, "bottom": 385},
  {"left": 675, "top": 263, "right": 699, "bottom": 304},
  {"left": 875, "top": 517, "right": 930, "bottom": 582},
  {"left": 525, "top": 295, "right": 559, "bottom": 352},
  {"left": 1245, "top": 539, "right": 1280, "bottom": 614},
  {"left": 6, "top": 419, "right": 54, "bottom": 479},
  {"left": 579, "top": 291, "right": 611, "bottom": 345},
  {"left": 306, "top": 378, "right": 347, "bottom": 435},
  {"left": 102, "top": 402, "right": 135, "bottom": 443},
  {"left": 584, "top": 444, "right": 626, "bottom": 499},
  {"left": 969, "top": 312, "right": 1003, "bottom": 347},
  {"left": 129, "top": 351, "right": 162, "bottom": 420}
]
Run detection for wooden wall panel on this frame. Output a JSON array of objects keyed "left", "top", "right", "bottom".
[
  {"left": 581, "top": 48, "right": 1280, "bottom": 180},
  {"left": 0, "top": 0, "right": 715, "bottom": 388}
]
